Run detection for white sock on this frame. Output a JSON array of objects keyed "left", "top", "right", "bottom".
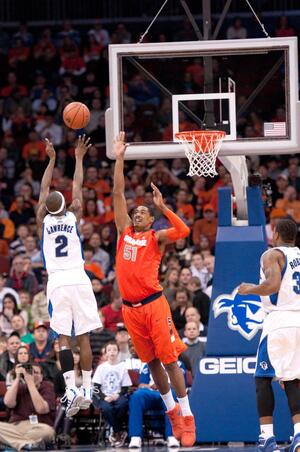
[
  {"left": 63, "top": 370, "right": 76, "bottom": 388},
  {"left": 260, "top": 424, "right": 274, "bottom": 439},
  {"left": 177, "top": 395, "right": 193, "bottom": 416},
  {"left": 160, "top": 389, "right": 176, "bottom": 412},
  {"left": 294, "top": 423, "right": 300, "bottom": 435},
  {"left": 82, "top": 370, "right": 92, "bottom": 388}
]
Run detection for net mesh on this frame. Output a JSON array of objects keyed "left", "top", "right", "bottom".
[{"left": 175, "top": 130, "right": 226, "bottom": 177}]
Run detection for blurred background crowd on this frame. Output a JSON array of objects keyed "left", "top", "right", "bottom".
[{"left": 0, "top": 6, "right": 299, "bottom": 447}]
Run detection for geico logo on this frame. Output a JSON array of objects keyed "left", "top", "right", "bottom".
[{"left": 199, "top": 357, "right": 256, "bottom": 374}]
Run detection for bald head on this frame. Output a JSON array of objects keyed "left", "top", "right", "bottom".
[{"left": 46, "top": 191, "right": 65, "bottom": 215}]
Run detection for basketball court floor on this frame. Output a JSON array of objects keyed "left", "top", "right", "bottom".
[{"left": 45, "top": 446, "right": 260, "bottom": 452}]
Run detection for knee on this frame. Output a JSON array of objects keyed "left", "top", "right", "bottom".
[
  {"left": 284, "top": 381, "right": 300, "bottom": 416},
  {"left": 255, "top": 377, "right": 272, "bottom": 397},
  {"left": 164, "top": 361, "right": 178, "bottom": 373}
]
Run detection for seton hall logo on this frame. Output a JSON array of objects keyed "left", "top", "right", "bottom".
[{"left": 213, "top": 288, "right": 265, "bottom": 340}]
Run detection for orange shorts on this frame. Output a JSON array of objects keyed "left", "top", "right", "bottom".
[{"left": 122, "top": 295, "right": 187, "bottom": 364}]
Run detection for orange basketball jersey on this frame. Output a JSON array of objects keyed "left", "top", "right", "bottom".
[{"left": 116, "top": 226, "right": 163, "bottom": 302}]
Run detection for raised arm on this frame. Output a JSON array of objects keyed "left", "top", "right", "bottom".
[
  {"left": 113, "top": 132, "right": 132, "bottom": 235},
  {"left": 69, "top": 134, "right": 91, "bottom": 221},
  {"left": 152, "top": 183, "right": 190, "bottom": 246},
  {"left": 238, "top": 249, "right": 284, "bottom": 296},
  {"left": 36, "top": 139, "right": 56, "bottom": 239}
]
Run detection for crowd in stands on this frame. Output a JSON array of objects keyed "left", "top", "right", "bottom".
[{"left": 0, "top": 13, "right": 298, "bottom": 448}]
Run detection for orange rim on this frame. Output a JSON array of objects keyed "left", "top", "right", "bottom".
[{"left": 175, "top": 130, "right": 226, "bottom": 141}]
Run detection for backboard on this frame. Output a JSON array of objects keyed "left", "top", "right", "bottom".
[{"left": 106, "top": 37, "right": 300, "bottom": 160}]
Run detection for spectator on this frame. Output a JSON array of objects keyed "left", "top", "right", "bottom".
[
  {"left": 29, "top": 322, "right": 52, "bottom": 364},
  {"left": 83, "top": 199, "right": 103, "bottom": 227},
  {"left": 11, "top": 314, "right": 33, "bottom": 344},
  {"left": 128, "top": 361, "right": 186, "bottom": 448},
  {"left": 190, "top": 252, "right": 209, "bottom": 290},
  {"left": 81, "top": 222, "right": 94, "bottom": 246},
  {"left": 35, "top": 113, "right": 63, "bottom": 146},
  {"left": 0, "top": 294, "right": 19, "bottom": 336},
  {"left": 115, "top": 326, "right": 130, "bottom": 361},
  {"left": 115, "top": 23, "right": 131, "bottom": 44},
  {"left": 162, "top": 268, "right": 179, "bottom": 305},
  {"left": 31, "top": 272, "right": 50, "bottom": 324},
  {"left": 193, "top": 204, "right": 217, "bottom": 250},
  {"left": 6, "top": 255, "right": 38, "bottom": 297},
  {"left": 171, "top": 288, "right": 192, "bottom": 330},
  {"left": 273, "top": 173, "right": 289, "bottom": 203},
  {"left": 89, "top": 232, "right": 110, "bottom": 275},
  {"left": 0, "top": 363, "right": 55, "bottom": 450},
  {"left": 22, "top": 131, "right": 46, "bottom": 162},
  {"left": 14, "top": 168, "right": 41, "bottom": 199},
  {"left": 187, "top": 277, "right": 210, "bottom": 326},
  {"left": 287, "top": 163, "right": 300, "bottom": 193},
  {"left": 178, "top": 267, "right": 192, "bottom": 289},
  {"left": 84, "top": 244, "right": 104, "bottom": 280},
  {"left": 101, "top": 292, "right": 123, "bottom": 333},
  {"left": 0, "top": 336, "right": 7, "bottom": 356},
  {"left": 9, "top": 196, "right": 34, "bottom": 228},
  {"left": 275, "top": 15, "right": 295, "bottom": 37},
  {"left": 23, "top": 236, "right": 43, "bottom": 269},
  {"left": 181, "top": 306, "right": 208, "bottom": 340},
  {"left": 92, "top": 341, "right": 130, "bottom": 447},
  {"left": 88, "top": 21, "right": 110, "bottom": 47},
  {"left": 84, "top": 166, "right": 110, "bottom": 200},
  {"left": 203, "top": 255, "right": 215, "bottom": 297},
  {"left": 18, "top": 289, "right": 33, "bottom": 330},
  {"left": 174, "top": 238, "right": 193, "bottom": 266},
  {"left": 91, "top": 278, "right": 109, "bottom": 308},
  {"left": 123, "top": 338, "right": 142, "bottom": 373},
  {"left": 13, "top": 22, "right": 34, "bottom": 47},
  {"left": 226, "top": 17, "right": 248, "bottom": 39},
  {"left": 6, "top": 345, "right": 31, "bottom": 387},
  {"left": 275, "top": 186, "right": 300, "bottom": 223},
  {"left": 265, "top": 208, "right": 287, "bottom": 247},
  {"left": 0, "top": 273, "right": 20, "bottom": 310},
  {"left": 0, "top": 332, "right": 21, "bottom": 380},
  {"left": 182, "top": 321, "right": 206, "bottom": 376}
]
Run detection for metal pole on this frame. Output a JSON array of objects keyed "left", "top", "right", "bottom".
[
  {"left": 202, "top": 0, "right": 215, "bottom": 128},
  {"left": 212, "top": 0, "right": 233, "bottom": 40},
  {"left": 180, "top": 0, "right": 203, "bottom": 39}
]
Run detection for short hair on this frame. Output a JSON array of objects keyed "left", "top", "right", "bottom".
[
  {"left": 104, "top": 340, "right": 119, "bottom": 352},
  {"left": 189, "top": 276, "right": 201, "bottom": 288},
  {"left": 83, "top": 244, "right": 94, "bottom": 253},
  {"left": 275, "top": 219, "right": 298, "bottom": 243}
]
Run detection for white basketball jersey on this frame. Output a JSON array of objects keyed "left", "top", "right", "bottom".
[
  {"left": 42, "top": 211, "right": 91, "bottom": 295},
  {"left": 260, "top": 246, "right": 300, "bottom": 312},
  {"left": 42, "top": 211, "right": 84, "bottom": 273}
]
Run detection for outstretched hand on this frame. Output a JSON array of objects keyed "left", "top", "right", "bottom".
[
  {"left": 151, "top": 182, "right": 166, "bottom": 211},
  {"left": 113, "top": 131, "right": 127, "bottom": 159},
  {"left": 75, "top": 134, "right": 92, "bottom": 159},
  {"left": 45, "top": 138, "right": 55, "bottom": 160}
]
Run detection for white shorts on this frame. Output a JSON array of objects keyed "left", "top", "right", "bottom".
[
  {"left": 48, "top": 285, "right": 102, "bottom": 336},
  {"left": 256, "top": 327, "right": 300, "bottom": 381}
]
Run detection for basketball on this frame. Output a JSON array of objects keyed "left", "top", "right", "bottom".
[{"left": 63, "top": 102, "right": 90, "bottom": 129}]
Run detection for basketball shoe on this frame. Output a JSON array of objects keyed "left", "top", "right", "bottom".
[
  {"left": 61, "top": 387, "right": 84, "bottom": 417},
  {"left": 257, "top": 435, "right": 279, "bottom": 452}
]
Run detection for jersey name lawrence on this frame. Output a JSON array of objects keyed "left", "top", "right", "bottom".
[
  {"left": 260, "top": 246, "right": 300, "bottom": 312},
  {"left": 116, "top": 226, "right": 163, "bottom": 302},
  {"left": 42, "top": 211, "right": 84, "bottom": 274}
]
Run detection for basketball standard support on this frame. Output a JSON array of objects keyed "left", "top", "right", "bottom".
[
  {"left": 219, "top": 155, "right": 249, "bottom": 221},
  {"left": 189, "top": 186, "right": 293, "bottom": 442}
]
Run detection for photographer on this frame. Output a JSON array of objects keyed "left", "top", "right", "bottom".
[{"left": 0, "top": 363, "right": 55, "bottom": 450}]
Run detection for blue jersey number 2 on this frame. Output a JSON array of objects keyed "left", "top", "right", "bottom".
[
  {"left": 55, "top": 235, "right": 68, "bottom": 257},
  {"left": 292, "top": 271, "right": 300, "bottom": 294}
]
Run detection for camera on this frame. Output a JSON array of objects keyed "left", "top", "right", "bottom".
[{"left": 22, "top": 363, "right": 33, "bottom": 374}]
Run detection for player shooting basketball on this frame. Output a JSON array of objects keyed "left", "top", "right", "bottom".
[
  {"left": 36, "top": 136, "right": 102, "bottom": 417},
  {"left": 113, "top": 131, "right": 196, "bottom": 447}
]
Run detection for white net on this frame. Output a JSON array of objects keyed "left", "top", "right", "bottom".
[{"left": 175, "top": 131, "right": 226, "bottom": 177}]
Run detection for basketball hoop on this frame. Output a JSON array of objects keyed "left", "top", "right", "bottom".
[{"left": 175, "top": 130, "right": 226, "bottom": 178}]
